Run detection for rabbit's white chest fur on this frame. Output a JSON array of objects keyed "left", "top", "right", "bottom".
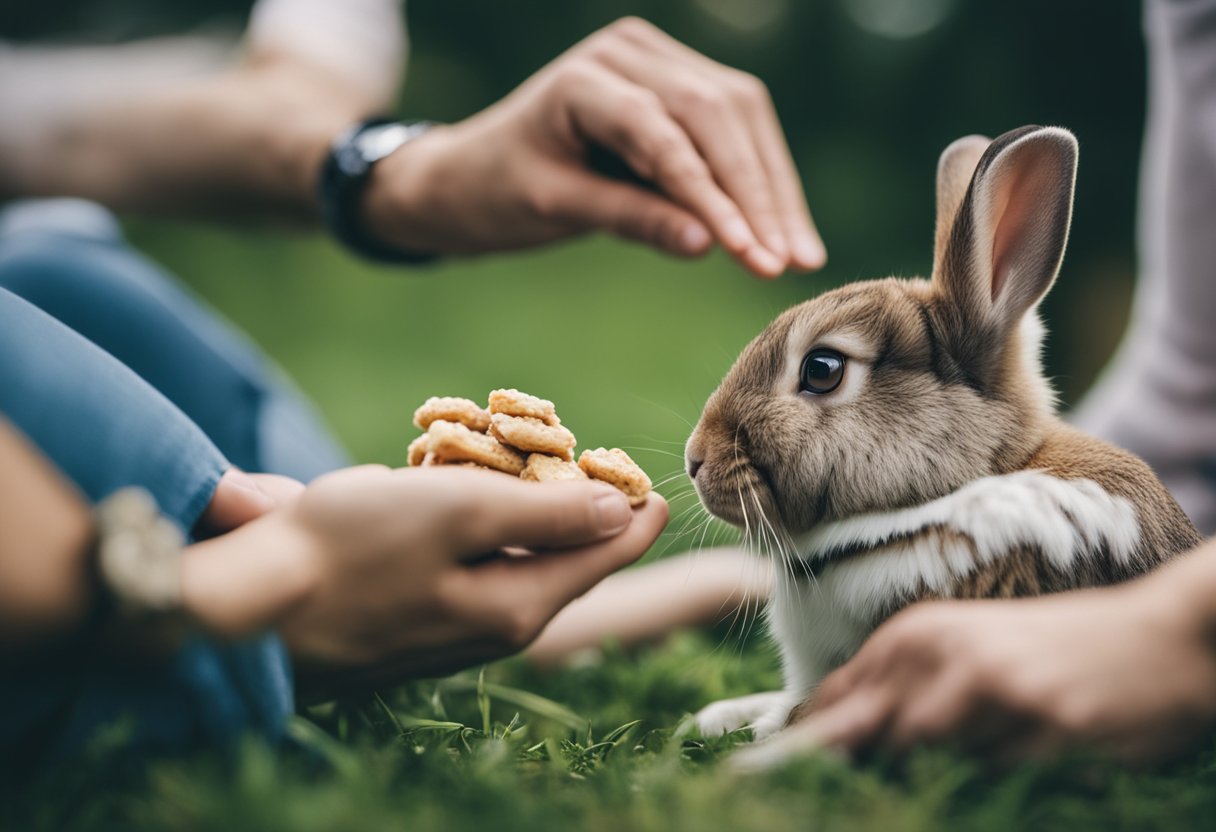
[{"left": 695, "top": 470, "right": 1142, "bottom": 740}]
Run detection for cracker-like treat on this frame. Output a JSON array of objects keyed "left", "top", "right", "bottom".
[
  {"left": 427, "top": 419, "right": 525, "bottom": 475},
  {"left": 452, "top": 461, "right": 503, "bottom": 472},
  {"left": 407, "top": 434, "right": 430, "bottom": 467},
  {"left": 487, "top": 388, "right": 560, "bottom": 426},
  {"left": 522, "top": 453, "right": 588, "bottom": 483},
  {"left": 489, "top": 413, "right": 576, "bottom": 461},
  {"left": 413, "top": 396, "right": 492, "bottom": 432},
  {"left": 578, "top": 448, "right": 652, "bottom": 506}
]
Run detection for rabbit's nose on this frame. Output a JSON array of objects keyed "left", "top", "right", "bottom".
[{"left": 687, "top": 456, "right": 704, "bottom": 480}]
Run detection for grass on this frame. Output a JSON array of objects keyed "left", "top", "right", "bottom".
[
  {"left": 13, "top": 634, "right": 1216, "bottom": 831},
  {"left": 8, "top": 222, "right": 1213, "bottom": 829}
]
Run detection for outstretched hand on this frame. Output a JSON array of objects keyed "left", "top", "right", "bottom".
[
  {"left": 734, "top": 580, "right": 1216, "bottom": 771},
  {"left": 364, "top": 17, "right": 824, "bottom": 278},
  {"left": 183, "top": 465, "right": 667, "bottom": 698}
]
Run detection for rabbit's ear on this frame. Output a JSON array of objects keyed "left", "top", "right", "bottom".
[
  {"left": 933, "top": 134, "right": 990, "bottom": 277},
  {"left": 935, "top": 126, "right": 1078, "bottom": 363}
]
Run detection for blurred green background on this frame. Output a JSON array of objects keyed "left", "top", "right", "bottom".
[{"left": 7, "top": 0, "right": 1147, "bottom": 537}]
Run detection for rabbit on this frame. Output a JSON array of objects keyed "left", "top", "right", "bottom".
[{"left": 685, "top": 125, "right": 1203, "bottom": 742}]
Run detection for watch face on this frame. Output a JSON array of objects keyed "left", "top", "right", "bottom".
[{"left": 355, "top": 123, "right": 416, "bottom": 163}]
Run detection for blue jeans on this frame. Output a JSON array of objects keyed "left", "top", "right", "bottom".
[{"left": 0, "top": 200, "right": 350, "bottom": 765}]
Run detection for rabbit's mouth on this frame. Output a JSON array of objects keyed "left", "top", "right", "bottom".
[{"left": 693, "top": 456, "right": 782, "bottom": 531}]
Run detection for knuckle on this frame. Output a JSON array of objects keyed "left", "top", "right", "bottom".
[
  {"left": 609, "top": 15, "right": 656, "bottom": 41},
  {"left": 549, "top": 59, "right": 596, "bottom": 96},
  {"left": 625, "top": 86, "right": 664, "bottom": 115},
  {"left": 652, "top": 143, "right": 706, "bottom": 182},
  {"left": 554, "top": 492, "right": 598, "bottom": 539},
  {"left": 728, "top": 70, "right": 770, "bottom": 103},
  {"left": 521, "top": 181, "right": 560, "bottom": 222},
  {"left": 576, "top": 29, "right": 619, "bottom": 64},
  {"left": 673, "top": 83, "right": 728, "bottom": 118}
]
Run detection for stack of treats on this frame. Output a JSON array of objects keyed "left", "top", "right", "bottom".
[{"left": 407, "top": 388, "right": 652, "bottom": 506}]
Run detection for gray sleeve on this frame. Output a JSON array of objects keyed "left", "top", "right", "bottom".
[{"left": 1073, "top": 0, "right": 1216, "bottom": 534}]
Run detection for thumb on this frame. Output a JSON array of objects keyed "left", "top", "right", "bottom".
[
  {"left": 555, "top": 167, "right": 713, "bottom": 257},
  {"left": 195, "top": 468, "right": 277, "bottom": 537},
  {"left": 449, "top": 467, "right": 638, "bottom": 554}
]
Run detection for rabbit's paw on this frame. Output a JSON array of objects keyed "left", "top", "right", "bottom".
[{"left": 695, "top": 691, "right": 794, "bottom": 738}]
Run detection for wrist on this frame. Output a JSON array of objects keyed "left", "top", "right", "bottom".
[
  {"left": 361, "top": 125, "right": 450, "bottom": 255},
  {"left": 319, "top": 119, "right": 444, "bottom": 263},
  {"left": 181, "top": 511, "right": 322, "bottom": 640},
  {"left": 1137, "top": 544, "right": 1216, "bottom": 653}
]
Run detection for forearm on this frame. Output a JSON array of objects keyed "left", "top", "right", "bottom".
[
  {"left": 3, "top": 60, "right": 371, "bottom": 220},
  {"left": 1145, "top": 537, "right": 1216, "bottom": 647},
  {"left": 0, "top": 0, "right": 406, "bottom": 220},
  {"left": 0, "top": 419, "right": 93, "bottom": 651}
]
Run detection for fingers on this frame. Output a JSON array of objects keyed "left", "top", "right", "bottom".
[
  {"left": 182, "top": 511, "right": 320, "bottom": 640},
  {"left": 575, "top": 17, "right": 826, "bottom": 275},
  {"left": 500, "top": 493, "right": 669, "bottom": 609},
  {"left": 586, "top": 43, "right": 786, "bottom": 276},
  {"left": 732, "top": 689, "right": 892, "bottom": 772},
  {"left": 558, "top": 62, "right": 781, "bottom": 277},
  {"left": 441, "top": 494, "right": 667, "bottom": 657},
  {"left": 619, "top": 19, "right": 825, "bottom": 267},
  {"left": 245, "top": 472, "right": 306, "bottom": 507},
  {"left": 545, "top": 166, "right": 714, "bottom": 257},
  {"left": 445, "top": 468, "right": 642, "bottom": 553},
  {"left": 745, "top": 95, "right": 827, "bottom": 270},
  {"left": 194, "top": 467, "right": 277, "bottom": 537}
]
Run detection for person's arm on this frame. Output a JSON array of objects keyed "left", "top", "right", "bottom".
[
  {"left": 181, "top": 465, "right": 668, "bottom": 699},
  {"left": 525, "top": 547, "right": 772, "bottom": 667},
  {"left": 0, "top": 14, "right": 823, "bottom": 277},
  {"left": 733, "top": 541, "right": 1216, "bottom": 771},
  {"left": 0, "top": 418, "right": 94, "bottom": 650},
  {"left": 1, "top": 418, "right": 667, "bottom": 691},
  {"left": 0, "top": 0, "right": 404, "bottom": 222}
]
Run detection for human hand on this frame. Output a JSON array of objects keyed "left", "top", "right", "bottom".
[
  {"left": 194, "top": 468, "right": 305, "bottom": 537},
  {"left": 182, "top": 465, "right": 667, "bottom": 698},
  {"left": 364, "top": 17, "right": 824, "bottom": 278},
  {"left": 735, "top": 582, "right": 1216, "bottom": 771}
]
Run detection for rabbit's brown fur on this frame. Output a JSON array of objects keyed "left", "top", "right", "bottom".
[{"left": 688, "top": 126, "right": 1202, "bottom": 741}]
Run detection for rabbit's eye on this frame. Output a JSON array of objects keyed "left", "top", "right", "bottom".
[{"left": 800, "top": 348, "right": 845, "bottom": 394}]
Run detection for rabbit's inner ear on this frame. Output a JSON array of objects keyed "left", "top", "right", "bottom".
[
  {"left": 983, "top": 138, "right": 1076, "bottom": 323},
  {"left": 932, "top": 134, "right": 989, "bottom": 278},
  {"left": 940, "top": 126, "right": 1078, "bottom": 333}
]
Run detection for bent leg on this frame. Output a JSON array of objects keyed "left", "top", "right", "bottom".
[
  {"left": 0, "top": 286, "right": 292, "bottom": 765},
  {"left": 0, "top": 199, "right": 349, "bottom": 480}
]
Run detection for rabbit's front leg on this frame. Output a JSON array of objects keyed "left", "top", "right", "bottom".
[
  {"left": 695, "top": 691, "right": 797, "bottom": 737},
  {"left": 749, "top": 695, "right": 802, "bottom": 740}
]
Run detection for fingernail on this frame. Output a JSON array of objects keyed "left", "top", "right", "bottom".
[
  {"left": 721, "top": 218, "right": 753, "bottom": 250},
  {"left": 793, "top": 236, "right": 826, "bottom": 269},
  {"left": 594, "top": 492, "right": 632, "bottom": 535},
  {"left": 681, "top": 223, "right": 711, "bottom": 253},
  {"left": 764, "top": 232, "right": 789, "bottom": 262}
]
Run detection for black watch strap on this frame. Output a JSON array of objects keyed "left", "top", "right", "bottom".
[{"left": 318, "top": 117, "right": 438, "bottom": 265}]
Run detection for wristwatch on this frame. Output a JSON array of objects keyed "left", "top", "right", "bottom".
[
  {"left": 92, "top": 487, "right": 193, "bottom": 656},
  {"left": 318, "top": 117, "right": 438, "bottom": 265}
]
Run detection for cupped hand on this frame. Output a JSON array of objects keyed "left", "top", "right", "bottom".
[
  {"left": 182, "top": 465, "right": 667, "bottom": 698},
  {"left": 735, "top": 582, "right": 1216, "bottom": 771},
  {"left": 364, "top": 17, "right": 824, "bottom": 278}
]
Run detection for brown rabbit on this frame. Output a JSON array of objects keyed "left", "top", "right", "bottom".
[{"left": 686, "top": 126, "right": 1202, "bottom": 740}]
